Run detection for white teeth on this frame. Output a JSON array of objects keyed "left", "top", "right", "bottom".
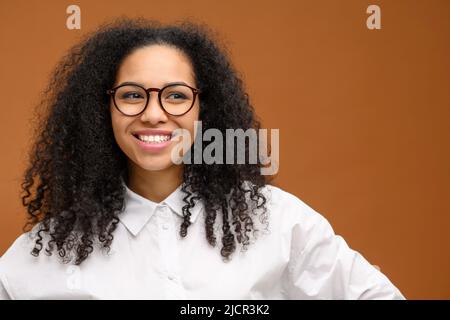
[{"left": 137, "top": 134, "right": 171, "bottom": 144}]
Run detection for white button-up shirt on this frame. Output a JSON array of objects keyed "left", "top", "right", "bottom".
[{"left": 0, "top": 182, "right": 405, "bottom": 299}]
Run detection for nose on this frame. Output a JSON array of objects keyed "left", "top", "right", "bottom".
[{"left": 139, "top": 91, "right": 168, "bottom": 124}]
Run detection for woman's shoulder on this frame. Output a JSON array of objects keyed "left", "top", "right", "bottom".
[
  {"left": 244, "top": 182, "right": 332, "bottom": 236},
  {"left": 262, "top": 183, "right": 327, "bottom": 222},
  {"left": 241, "top": 182, "right": 338, "bottom": 258},
  {"left": 0, "top": 222, "right": 59, "bottom": 279},
  {"left": 0, "top": 222, "right": 86, "bottom": 299},
  {"left": 0, "top": 224, "right": 42, "bottom": 269},
  {"left": 0, "top": 227, "right": 38, "bottom": 299}
]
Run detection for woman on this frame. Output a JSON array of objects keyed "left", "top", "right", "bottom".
[{"left": 0, "top": 17, "right": 404, "bottom": 299}]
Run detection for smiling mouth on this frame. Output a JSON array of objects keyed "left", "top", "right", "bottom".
[{"left": 132, "top": 133, "right": 172, "bottom": 144}]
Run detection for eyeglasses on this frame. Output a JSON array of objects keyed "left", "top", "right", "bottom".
[{"left": 106, "top": 82, "right": 200, "bottom": 116}]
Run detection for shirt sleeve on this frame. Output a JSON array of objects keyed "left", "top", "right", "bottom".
[
  {"left": 0, "top": 260, "right": 12, "bottom": 300},
  {"left": 0, "top": 282, "right": 11, "bottom": 300},
  {"left": 284, "top": 211, "right": 406, "bottom": 300}
]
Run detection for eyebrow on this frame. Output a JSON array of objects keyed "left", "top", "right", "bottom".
[{"left": 116, "top": 81, "right": 192, "bottom": 87}]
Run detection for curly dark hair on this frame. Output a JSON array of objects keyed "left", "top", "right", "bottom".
[{"left": 21, "top": 16, "right": 272, "bottom": 265}]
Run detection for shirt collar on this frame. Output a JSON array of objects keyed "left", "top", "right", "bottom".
[{"left": 119, "top": 180, "right": 204, "bottom": 237}]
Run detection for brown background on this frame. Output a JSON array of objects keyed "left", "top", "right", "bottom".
[{"left": 0, "top": 0, "right": 449, "bottom": 299}]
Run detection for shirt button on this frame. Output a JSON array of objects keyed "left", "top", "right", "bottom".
[
  {"left": 162, "top": 224, "right": 169, "bottom": 230},
  {"left": 168, "top": 275, "right": 175, "bottom": 281}
]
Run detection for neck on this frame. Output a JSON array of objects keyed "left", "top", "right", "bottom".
[{"left": 126, "top": 163, "right": 184, "bottom": 203}]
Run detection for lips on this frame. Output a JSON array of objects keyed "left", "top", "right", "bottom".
[{"left": 131, "top": 129, "right": 173, "bottom": 137}]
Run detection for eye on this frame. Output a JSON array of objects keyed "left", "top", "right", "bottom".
[
  {"left": 167, "top": 92, "right": 187, "bottom": 100},
  {"left": 122, "top": 92, "right": 144, "bottom": 99}
]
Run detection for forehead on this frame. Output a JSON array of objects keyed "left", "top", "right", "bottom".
[{"left": 114, "top": 44, "right": 196, "bottom": 87}]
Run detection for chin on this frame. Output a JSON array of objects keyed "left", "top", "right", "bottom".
[{"left": 137, "top": 160, "right": 174, "bottom": 172}]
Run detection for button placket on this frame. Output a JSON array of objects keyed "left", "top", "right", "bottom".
[
  {"left": 157, "top": 205, "right": 181, "bottom": 285},
  {"left": 160, "top": 205, "right": 170, "bottom": 230}
]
